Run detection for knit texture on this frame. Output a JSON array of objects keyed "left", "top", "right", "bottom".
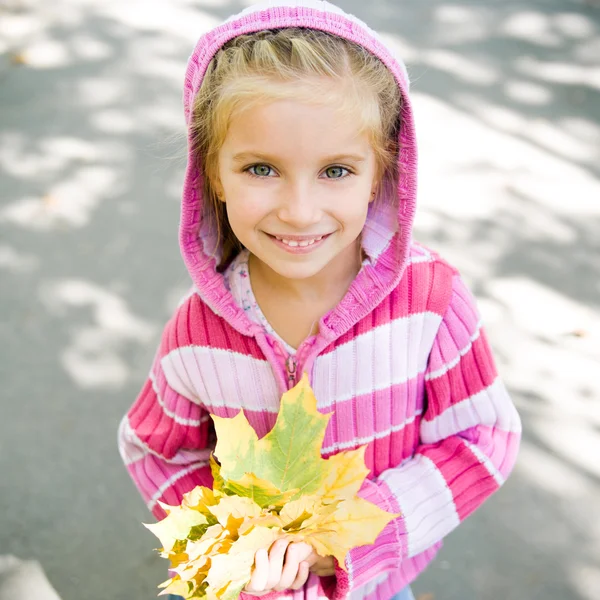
[
  {"left": 118, "top": 2, "right": 521, "bottom": 600},
  {"left": 119, "top": 245, "right": 521, "bottom": 600},
  {"left": 178, "top": 0, "right": 417, "bottom": 346}
]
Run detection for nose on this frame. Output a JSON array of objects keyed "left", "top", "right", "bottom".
[{"left": 276, "top": 181, "right": 321, "bottom": 229}]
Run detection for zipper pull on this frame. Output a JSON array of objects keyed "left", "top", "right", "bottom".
[{"left": 285, "top": 355, "right": 297, "bottom": 387}]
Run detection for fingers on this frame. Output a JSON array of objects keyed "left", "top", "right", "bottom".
[
  {"left": 275, "top": 543, "right": 312, "bottom": 591},
  {"left": 244, "top": 548, "right": 270, "bottom": 595},
  {"left": 289, "top": 561, "right": 310, "bottom": 590},
  {"left": 265, "top": 539, "right": 291, "bottom": 591},
  {"left": 244, "top": 540, "right": 315, "bottom": 595}
]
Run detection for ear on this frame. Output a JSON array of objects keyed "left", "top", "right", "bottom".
[
  {"left": 369, "top": 184, "right": 378, "bottom": 203},
  {"left": 213, "top": 180, "right": 225, "bottom": 203}
]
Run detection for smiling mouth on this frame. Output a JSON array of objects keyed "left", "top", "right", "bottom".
[
  {"left": 265, "top": 232, "right": 332, "bottom": 250},
  {"left": 273, "top": 235, "right": 325, "bottom": 247}
]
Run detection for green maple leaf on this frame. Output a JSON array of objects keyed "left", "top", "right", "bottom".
[
  {"left": 211, "top": 374, "right": 331, "bottom": 498},
  {"left": 145, "top": 374, "right": 400, "bottom": 600}
]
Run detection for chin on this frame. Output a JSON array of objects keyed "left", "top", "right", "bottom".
[
  {"left": 272, "top": 263, "right": 327, "bottom": 280},
  {"left": 262, "top": 256, "right": 331, "bottom": 281}
]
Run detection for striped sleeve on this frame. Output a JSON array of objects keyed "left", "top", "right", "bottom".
[
  {"left": 117, "top": 314, "right": 214, "bottom": 520},
  {"left": 329, "top": 273, "right": 522, "bottom": 600}
]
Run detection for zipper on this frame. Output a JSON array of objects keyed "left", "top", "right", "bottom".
[
  {"left": 285, "top": 354, "right": 298, "bottom": 388},
  {"left": 273, "top": 337, "right": 317, "bottom": 390}
]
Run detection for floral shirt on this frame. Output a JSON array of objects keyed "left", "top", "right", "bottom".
[{"left": 223, "top": 249, "right": 297, "bottom": 355}]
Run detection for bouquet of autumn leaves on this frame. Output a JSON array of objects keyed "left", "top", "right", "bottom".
[{"left": 145, "top": 374, "right": 399, "bottom": 600}]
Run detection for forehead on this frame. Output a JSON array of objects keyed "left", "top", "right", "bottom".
[{"left": 221, "top": 98, "right": 373, "bottom": 160}]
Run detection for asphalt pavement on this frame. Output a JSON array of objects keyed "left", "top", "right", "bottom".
[{"left": 1, "top": 1, "right": 599, "bottom": 599}]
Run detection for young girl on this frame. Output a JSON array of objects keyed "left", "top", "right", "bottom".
[{"left": 118, "top": 2, "right": 522, "bottom": 600}]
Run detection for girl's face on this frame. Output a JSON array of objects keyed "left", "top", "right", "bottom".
[{"left": 216, "top": 98, "right": 379, "bottom": 283}]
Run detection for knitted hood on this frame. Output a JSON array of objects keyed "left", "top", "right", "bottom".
[{"left": 179, "top": 0, "right": 417, "bottom": 341}]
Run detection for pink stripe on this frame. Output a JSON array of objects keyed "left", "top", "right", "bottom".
[
  {"left": 347, "top": 482, "right": 405, "bottom": 589},
  {"left": 127, "top": 455, "right": 213, "bottom": 518},
  {"left": 318, "top": 379, "right": 423, "bottom": 459},
  {"left": 425, "top": 334, "right": 497, "bottom": 416},
  {"left": 425, "top": 439, "right": 500, "bottom": 521},
  {"left": 472, "top": 425, "right": 521, "bottom": 480},
  {"left": 152, "top": 363, "right": 206, "bottom": 425},
  {"left": 128, "top": 382, "right": 210, "bottom": 459},
  {"left": 426, "top": 273, "right": 480, "bottom": 373},
  {"left": 358, "top": 544, "right": 441, "bottom": 600},
  {"left": 345, "top": 478, "right": 444, "bottom": 593},
  {"left": 320, "top": 260, "right": 452, "bottom": 355},
  {"left": 161, "top": 295, "right": 265, "bottom": 359}
]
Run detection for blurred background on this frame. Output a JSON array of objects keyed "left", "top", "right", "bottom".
[{"left": 1, "top": 0, "right": 599, "bottom": 599}]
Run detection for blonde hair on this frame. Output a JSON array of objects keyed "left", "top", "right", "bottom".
[{"left": 191, "top": 27, "right": 401, "bottom": 270}]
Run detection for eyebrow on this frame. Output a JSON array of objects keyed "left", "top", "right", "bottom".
[{"left": 231, "top": 152, "right": 367, "bottom": 164}]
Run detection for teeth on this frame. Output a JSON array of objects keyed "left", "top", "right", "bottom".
[{"left": 275, "top": 235, "right": 324, "bottom": 247}]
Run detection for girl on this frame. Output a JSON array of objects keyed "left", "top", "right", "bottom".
[{"left": 118, "top": 2, "right": 522, "bottom": 600}]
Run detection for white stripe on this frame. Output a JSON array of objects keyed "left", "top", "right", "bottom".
[
  {"left": 321, "top": 412, "right": 422, "bottom": 455},
  {"left": 149, "top": 369, "right": 210, "bottom": 427},
  {"left": 421, "top": 378, "right": 522, "bottom": 443},
  {"left": 408, "top": 243, "right": 433, "bottom": 265},
  {"left": 362, "top": 200, "right": 398, "bottom": 261},
  {"left": 118, "top": 416, "right": 147, "bottom": 466},
  {"left": 463, "top": 440, "right": 505, "bottom": 487},
  {"left": 409, "top": 254, "right": 431, "bottom": 265},
  {"left": 350, "top": 572, "right": 390, "bottom": 600},
  {"left": 161, "top": 312, "right": 440, "bottom": 414},
  {"left": 161, "top": 346, "right": 281, "bottom": 412},
  {"left": 313, "top": 312, "right": 442, "bottom": 404},
  {"left": 409, "top": 246, "right": 434, "bottom": 265},
  {"left": 147, "top": 461, "right": 209, "bottom": 512},
  {"left": 381, "top": 455, "right": 460, "bottom": 558},
  {"left": 118, "top": 416, "right": 212, "bottom": 466},
  {"left": 425, "top": 320, "right": 483, "bottom": 381},
  {"left": 346, "top": 548, "right": 355, "bottom": 594}
]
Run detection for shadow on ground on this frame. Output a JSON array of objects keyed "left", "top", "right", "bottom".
[{"left": 0, "top": 1, "right": 598, "bottom": 599}]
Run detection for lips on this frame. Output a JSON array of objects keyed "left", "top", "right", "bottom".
[
  {"left": 274, "top": 235, "right": 324, "bottom": 247},
  {"left": 267, "top": 233, "right": 332, "bottom": 247},
  {"left": 266, "top": 232, "right": 332, "bottom": 253}
]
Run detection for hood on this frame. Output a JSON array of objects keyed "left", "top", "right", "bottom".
[{"left": 179, "top": 0, "right": 418, "bottom": 341}]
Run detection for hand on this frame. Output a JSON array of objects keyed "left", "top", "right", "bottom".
[
  {"left": 243, "top": 539, "right": 336, "bottom": 596},
  {"left": 307, "top": 552, "right": 336, "bottom": 577},
  {"left": 244, "top": 539, "right": 311, "bottom": 596}
]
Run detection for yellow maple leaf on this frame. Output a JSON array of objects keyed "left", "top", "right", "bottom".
[
  {"left": 182, "top": 485, "right": 221, "bottom": 513},
  {"left": 184, "top": 524, "right": 228, "bottom": 563},
  {"left": 146, "top": 374, "right": 400, "bottom": 599},
  {"left": 300, "top": 497, "right": 398, "bottom": 570},
  {"left": 158, "top": 577, "right": 191, "bottom": 597},
  {"left": 206, "top": 526, "right": 280, "bottom": 594},
  {"left": 321, "top": 446, "right": 370, "bottom": 500},
  {"left": 238, "top": 512, "right": 283, "bottom": 535},
  {"left": 145, "top": 503, "right": 208, "bottom": 553},
  {"left": 208, "top": 495, "right": 262, "bottom": 525}
]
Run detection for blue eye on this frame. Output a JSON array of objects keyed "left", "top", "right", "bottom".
[
  {"left": 323, "top": 166, "right": 349, "bottom": 179},
  {"left": 248, "top": 164, "right": 274, "bottom": 177}
]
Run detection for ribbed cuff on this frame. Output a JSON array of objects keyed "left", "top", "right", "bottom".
[{"left": 342, "top": 478, "right": 405, "bottom": 592}]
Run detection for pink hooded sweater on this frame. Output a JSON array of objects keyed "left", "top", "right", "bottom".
[{"left": 118, "top": 2, "right": 522, "bottom": 600}]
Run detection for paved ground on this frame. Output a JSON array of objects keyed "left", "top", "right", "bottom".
[{"left": 1, "top": 1, "right": 599, "bottom": 599}]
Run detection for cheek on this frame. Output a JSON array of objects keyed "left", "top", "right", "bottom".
[
  {"left": 224, "top": 188, "right": 271, "bottom": 226},
  {"left": 331, "top": 185, "right": 373, "bottom": 221}
]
